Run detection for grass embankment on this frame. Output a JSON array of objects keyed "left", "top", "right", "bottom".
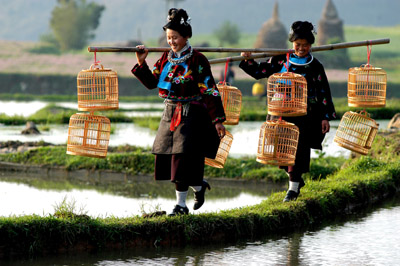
[
  {"left": 0, "top": 144, "right": 345, "bottom": 183},
  {"left": 0, "top": 132, "right": 400, "bottom": 258}
]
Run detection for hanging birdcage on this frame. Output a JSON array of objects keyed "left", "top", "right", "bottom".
[
  {"left": 205, "top": 131, "right": 234, "bottom": 168},
  {"left": 67, "top": 113, "right": 111, "bottom": 158},
  {"left": 334, "top": 111, "right": 379, "bottom": 155},
  {"left": 267, "top": 72, "right": 307, "bottom": 117},
  {"left": 217, "top": 82, "right": 242, "bottom": 125},
  {"left": 77, "top": 63, "right": 119, "bottom": 111},
  {"left": 256, "top": 120, "right": 299, "bottom": 166},
  {"left": 348, "top": 64, "right": 387, "bottom": 107}
]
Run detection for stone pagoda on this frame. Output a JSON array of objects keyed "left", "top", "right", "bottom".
[
  {"left": 254, "top": 1, "right": 287, "bottom": 49},
  {"left": 318, "top": 0, "right": 345, "bottom": 45}
]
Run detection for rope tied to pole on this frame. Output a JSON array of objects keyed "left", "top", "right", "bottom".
[
  {"left": 223, "top": 58, "right": 230, "bottom": 84},
  {"left": 93, "top": 48, "right": 101, "bottom": 65},
  {"left": 366, "top": 41, "right": 372, "bottom": 66}
]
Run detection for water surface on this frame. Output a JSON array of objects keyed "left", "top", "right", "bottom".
[
  {"left": 0, "top": 172, "right": 281, "bottom": 217},
  {"left": 2, "top": 196, "right": 399, "bottom": 265}
]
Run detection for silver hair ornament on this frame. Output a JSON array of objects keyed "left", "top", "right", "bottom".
[
  {"left": 179, "top": 17, "right": 191, "bottom": 25},
  {"left": 312, "top": 24, "right": 317, "bottom": 35}
]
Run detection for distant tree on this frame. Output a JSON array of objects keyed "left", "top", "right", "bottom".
[
  {"left": 214, "top": 21, "right": 240, "bottom": 46},
  {"left": 50, "top": 0, "right": 104, "bottom": 51}
]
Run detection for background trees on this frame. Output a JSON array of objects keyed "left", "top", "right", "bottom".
[
  {"left": 50, "top": 0, "right": 104, "bottom": 51},
  {"left": 214, "top": 21, "right": 240, "bottom": 46}
]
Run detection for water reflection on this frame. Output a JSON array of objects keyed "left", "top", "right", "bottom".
[
  {"left": 0, "top": 172, "right": 283, "bottom": 218},
  {"left": 2, "top": 196, "right": 399, "bottom": 266}
]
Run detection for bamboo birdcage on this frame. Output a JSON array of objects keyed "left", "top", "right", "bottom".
[
  {"left": 77, "top": 63, "right": 119, "bottom": 111},
  {"left": 217, "top": 82, "right": 242, "bottom": 125},
  {"left": 348, "top": 64, "right": 387, "bottom": 107},
  {"left": 67, "top": 113, "right": 111, "bottom": 158},
  {"left": 205, "top": 131, "right": 234, "bottom": 168},
  {"left": 334, "top": 111, "right": 379, "bottom": 155},
  {"left": 256, "top": 120, "right": 299, "bottom": 166},
  {"left": 267, "top": 72, "right": 307, "bottom": 117}
]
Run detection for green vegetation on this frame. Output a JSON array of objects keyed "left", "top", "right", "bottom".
[
  {"left": 49, "top": 0, "right": 105, "bottom": 51},
  {"left": 332, "top": 97, "right": 400, "bottom": 119},
  {"left": 131, "top": 116, "right": 160, "bottom": 131},
  {"left": 0, "top": 132, "right": 399, "bottom": 258},
  {"left": 0, "top": 146, "right": 154, "bottom": 175},
  {"left": 213, "top": 21, "right": 241, "bottom": 46},
  {"left": 53, "top": 196, "right": 89, "bottom": 219},
  {"left": 0, "top": 144, "right": 346, "bottom": 183}
]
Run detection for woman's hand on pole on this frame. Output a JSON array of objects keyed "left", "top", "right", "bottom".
[
  {"left": 322, "top": 120, "right": 330, "bottom": 134},
  {"left": 215, "top": 122, "right": 226, "bottom": 139},
  {"left": 136, "top": 45, "right": 148, "bottom": 65},
  {"left": 241, "top": 51, "right": 252, "bottom": 60}
]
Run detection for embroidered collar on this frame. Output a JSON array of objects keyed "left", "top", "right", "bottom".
[
  {"left": 289, "top": 53, "right": 313, "bottom": 66},
  {"left": 168, "top": 41, "right": 193, "bottom": 65}
]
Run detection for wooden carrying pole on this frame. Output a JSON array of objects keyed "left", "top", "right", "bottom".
[
  {"left": 209, "top": 38, "right": 390, "bottom": 64},
  {"left": 87, "top": 38, "right": 390, "bottom": 64},
  {"left": 87, "top": 46, "right": 293, "bottom": 54}
]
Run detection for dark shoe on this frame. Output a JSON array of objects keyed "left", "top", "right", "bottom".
[
  {"left": 193, "top": 180, "right": 211, "bottom": 210},
  {"left": 283, "top": 178, "right": 305, "bottom": 202},
  {"left": 168, "top": 205, "right": 189, "bottom": 216},
  {"left": 283, "top": 190, "right": 299, "bottom": 202}
]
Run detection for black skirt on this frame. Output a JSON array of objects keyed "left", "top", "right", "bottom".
[{"left": 152, "top": 101, "right": 220, "bottom": 184}]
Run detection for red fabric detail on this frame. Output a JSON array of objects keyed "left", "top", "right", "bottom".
[
  {"left": 283, "top": 53, "right": 290, "bottom": 72},
  {"left": 223, "top": 59, "right": 230, "bottom": 84},
  {"left": 170, "top": 102, "right": 182, "bottom": 131}
]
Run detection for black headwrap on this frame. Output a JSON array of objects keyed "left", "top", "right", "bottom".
[
  {"left": 163, "top": 8, "right": 192, "bottom": 38},
  {"left": 288, "top": 21, "right": 316, "bottom": 44}
]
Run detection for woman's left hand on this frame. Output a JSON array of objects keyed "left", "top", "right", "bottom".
[
  {"left": 215, "top": 122, "right": 226, "bottom": 139},
  {"left": 322, "top": 120, "right": 330, "bottom": 134}
]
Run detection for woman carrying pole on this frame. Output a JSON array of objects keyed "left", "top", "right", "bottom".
[
  {"left": 131, "top": 8, "right": 226, "bottom": 216},
  {"left": 240, "top": 21, "right": 336, "bottom": 202}
]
